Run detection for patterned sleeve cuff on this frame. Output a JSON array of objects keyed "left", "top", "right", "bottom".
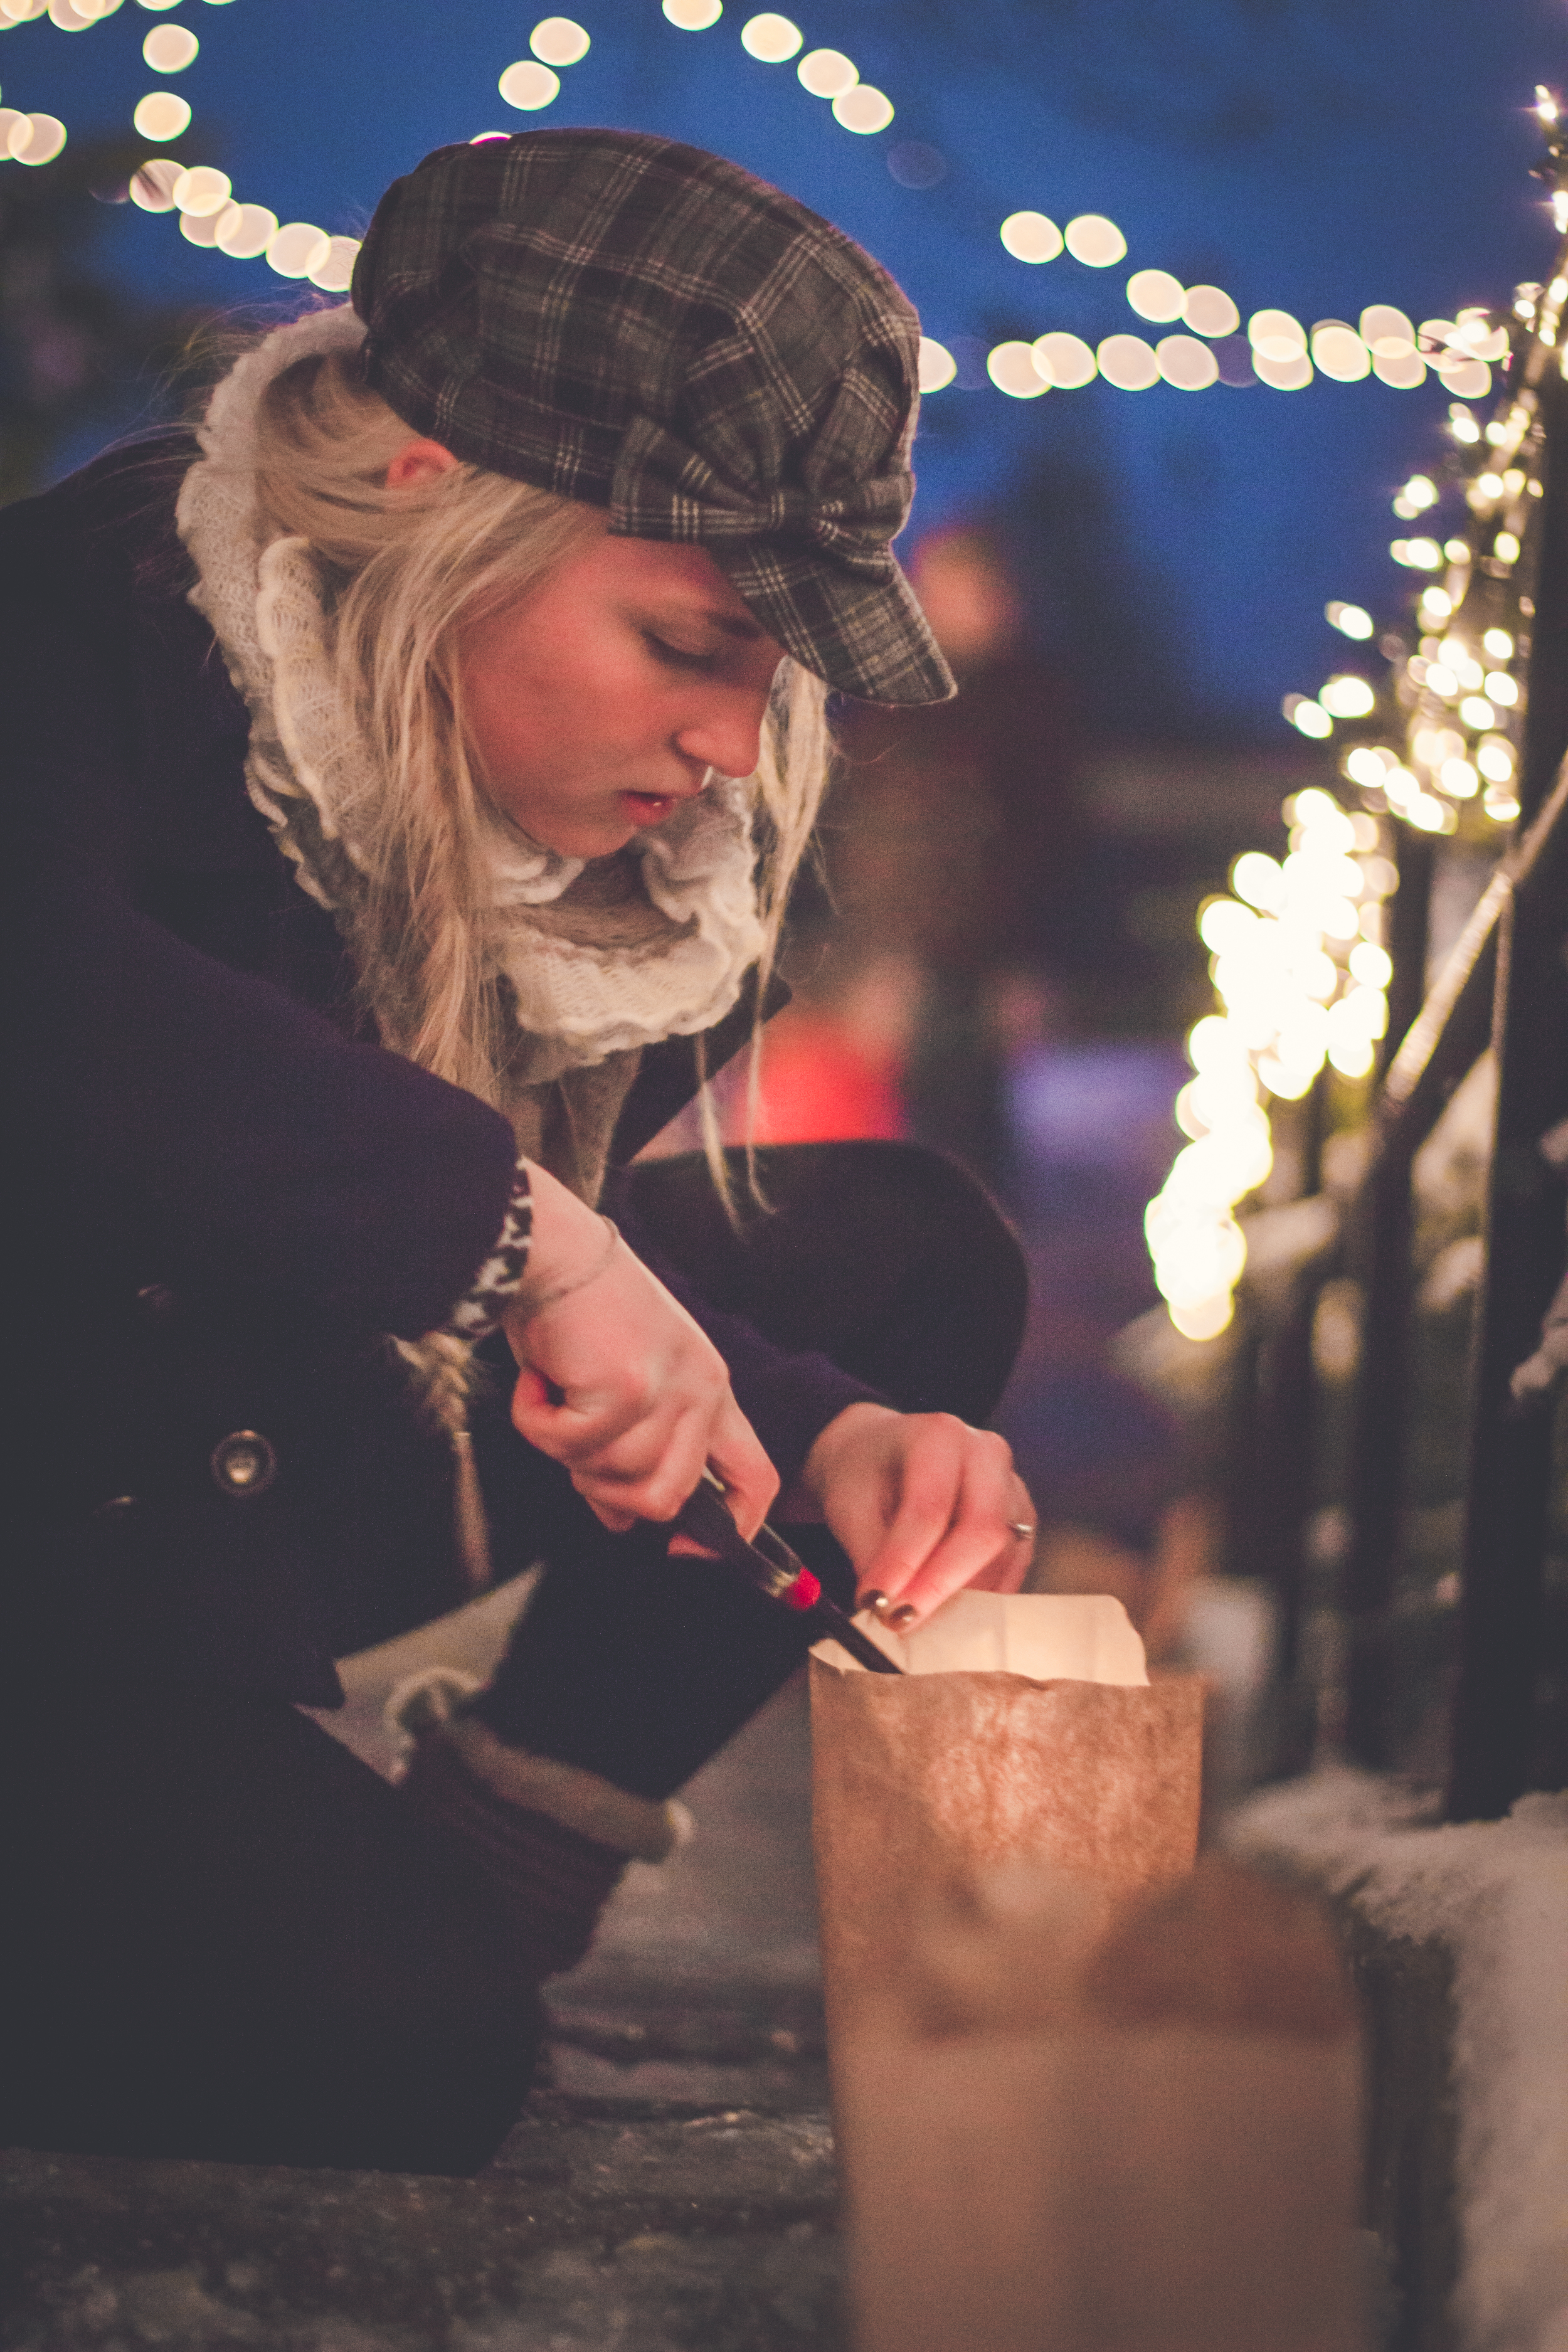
[{"left": 443, "top": 1157, "right": 533, "bottom": 1339}]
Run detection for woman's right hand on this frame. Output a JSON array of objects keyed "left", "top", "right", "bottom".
[{"left": 501, "top": 1164, "right": 777, "bottom": 1539}]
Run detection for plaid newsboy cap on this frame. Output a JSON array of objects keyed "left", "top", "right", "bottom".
[{"left": 351, "top": 128, "right": 955, "bottom": 706}]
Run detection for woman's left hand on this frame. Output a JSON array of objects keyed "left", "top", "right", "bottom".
[{"left": 789, "top": 1402, "right": 1036, "bottom": 1623}]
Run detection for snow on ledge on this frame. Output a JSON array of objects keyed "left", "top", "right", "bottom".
[{"left": 1226, "top": 1768, "right": 1568, "bottom": 2352}]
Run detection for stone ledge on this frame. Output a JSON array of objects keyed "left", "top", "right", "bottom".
[{"left": 0, "top": 2095, "right": 841, "bottom": 2352}]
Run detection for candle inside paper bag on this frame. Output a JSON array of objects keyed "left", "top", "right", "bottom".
[{"left": 815, "top": 1588, "right": 1150, "bottom": 1683}]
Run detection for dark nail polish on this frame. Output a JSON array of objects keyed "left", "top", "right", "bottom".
[
  {"left": 859, "top": 1590, "right": 891, "bottom": 1616},
  {"left": 887, "top": 1603, "right": 918, "bottom": 1630}
]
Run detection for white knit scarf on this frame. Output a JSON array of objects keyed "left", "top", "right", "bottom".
[{"left": 174, "top": 305, "right": 765, "bottom": 1096}]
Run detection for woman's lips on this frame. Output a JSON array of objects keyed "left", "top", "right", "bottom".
[{"left": 621, "top": 790, "right": 682, "bottom": 822}]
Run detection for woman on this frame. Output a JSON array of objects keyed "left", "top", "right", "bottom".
[{"left": 2, "top": 128, "right": 1032, "bottom": 2172}]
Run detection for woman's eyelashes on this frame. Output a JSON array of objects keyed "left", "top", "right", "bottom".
[{"left": 643, "top": 631, "right": 720, "bottom": 673}]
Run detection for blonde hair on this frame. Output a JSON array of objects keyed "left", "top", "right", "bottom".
[{"left": 251, "top": 345, "right": 830, "bottom": 1197}]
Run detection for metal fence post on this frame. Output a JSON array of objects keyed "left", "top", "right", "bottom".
[{"left": 1340, "top": 829, "right": 1433, "bottom": 1768}]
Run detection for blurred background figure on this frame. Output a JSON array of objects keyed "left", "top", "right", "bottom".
[
  {"left": 822, "top": 524, "right": 1085, "bottom": 1185},
  {"left": 748, "top": 948, "right": 922, "bottom": 1147}
]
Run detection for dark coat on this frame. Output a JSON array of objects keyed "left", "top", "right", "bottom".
[{"left": 2, "top": 438, "right": 870, "bottom": 1703}]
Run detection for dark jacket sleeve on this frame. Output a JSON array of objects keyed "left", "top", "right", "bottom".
[
  {"left": 3, "top": 451, "right": 519, "bottom": 1344},
  {"left": 612, "top": 1194, "right": 887, "bottom": 1491}
]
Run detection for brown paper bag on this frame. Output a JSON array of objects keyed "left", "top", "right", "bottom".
[
  {"left": 810, "top": 1596, "right": 1364, "bottom": 2352},
  {"left": 810, "top": 1592, "right": 1204, "bottom": 2041}
]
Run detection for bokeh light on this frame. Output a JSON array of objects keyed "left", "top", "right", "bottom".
[
  {"left": 1283, "top": 694, "right": 1332, "bottom": 736},
  {"left": 886, "top": 141, "right": 946, "bottom": 188},
  {"left": 172, "top": 163, "right": 230, "bottom": 215},
  {"left": 1126, "top": 268, "right": 1185, "bottom": 323},
  {"left": 1311, "top": 322, "right": 1372, "bottom": 381},
  {"left": 1374, "top": 346, "right": 1426, "bottom": 387},
  {"left": 1147, "top": 778, "right": 1402, "bottom": 1336},
  {"left": 179, "top": 202, "right": 236, "bottom": 247},
  {"left": 1254, "top": 347, "right": 1314, "bottom": 391},
  {"left": 1248, "top": 309, "right": 1307, "bottom": 359},
  {"left": 999, "top": 210, "right": 1062, "bottom": 264},
  {"left": 141, "top": 21, "right": 196, "bottom": 66},
  {"left": 1441, "top": 355, "right": 1492, "bottom": 399},
  {"left": 8, "top": 111, "right": 67, "bottom": 162},
  {"left": 129, "top": 156, "right": 182, "bottom": 210},
  {"left": 1156, "top": 334, "right": 1219, "bottom": 390},
  {"left": 267, "top": 220, "right": 331, "bottom": 278},
  {"left": 1360, "top": 304, "right": 1416, "bottom": 354},
  {"left": 529, "top": 16, "right": 589, "bottom": 66},
  {"left": 662, "top": 0, "right": 722, "bottom": 23},
  {"left": 308, "top": 235, "right": 359, "bottom": 292},
  {"left": 798, "top": 47, "right": 856, "bottom": 98},
  {"left": 499, "top": 60, "right": 559, "bottom": 108},
  {"left": 987, "top": 340, "right": 1048, "bottom": 398},
  {"left": 1064, "top": 213, "right": 1126, "bottom": 267},
  {"left": 1183, "top": 284, "right": 1240, "bottom": 337},
  {"left": 215, "top": 201, "right": 277, "bottom": 257},
  {"left": 917, "top": 336, "right": 956, "bottom": 392},
  {"left": 740, "top": 14, "right": 802, "bottom": 61},
  {"left": 1096, "top": 333, "right": 1159, "bottom": 389},
  {"left": 1325, "top": 601, "right": 1374, "bottom": 638},
  {"left": 833, "top": 85, "right": 893, "bottom": 132},
  {"left": 1032, "top": 331, "right": 1096, "bottom": 388},
  {"left": 131, "top": 90, "right": 189, "bottom": 138},
  {"left": 1319, "top": 674, "right": 1375, "bottom": 718}
]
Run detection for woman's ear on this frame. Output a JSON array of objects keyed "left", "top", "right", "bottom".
[{"left": 386, "top": 438, "right": 459, "bottom": 490}]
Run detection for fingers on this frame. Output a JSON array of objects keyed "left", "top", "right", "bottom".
[
  {"left": 839, "top": 1416, "right": 1035, "bottom": 1624},
  {"left": 510, "top": 1370, "right": 777, "bottom": 1537}
]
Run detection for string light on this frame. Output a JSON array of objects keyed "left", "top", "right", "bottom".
[
  {"left": 130, "top": 88, "right": 188, "bottom": 137},
  {"left": 528, "top": 15, "right": 590, "bottom": 65},
  {"left": 1062, "top": 213, "right": 1126, "bottom": 266},
  {"left": 1000, "top": 211, "right": 1064, "bottom": 263},
  {"left": 1126, "top": 268, "right": 1185, "bottom": 322},
  {"left": 1145, "top": 789, "right": 1396, "bottom": 1338},
  {"left": 1184, "top": 285, "right": 1239, "bottom": 337},
  {"left": 140, "top": 21, "right": 194, "bottom": 67},
  {"left": 1096, "top": 332, "right": 1158, "bottom": 389},
  {"left": 739, "top": 14, "right": 802, "bottom": 61},
  {"left": 833, "top": 83, "right": 893, "bottom": 132},
  {"left": 917, "top": 336, "right": 956, "bottom": 391},
  {"left": 3, "top": 0, "right": 1525, "bottom": 393},
  {"left": 1152, "top": 89, "right": 1568, "bottom": 1343},
  {"left": 1032, "top": 330, "right": 1096, "bottom": 387},
  {"left": 798, "top": 46, "right": 856, "bottom": 97},
  {"left": 1311, "top": 321, "right": 1372, "bottom": 381},
  {"left": 4, "top": 107, "right": 65, "bottom": 159},
  {"left": 499, "top": 60, "right": 560, "bottom": 109},
  {"left": 1156, "top": 334, "right": 1218, "bottom": 390},
  {"left": 987, "top": 341, "right": 1047, "bottom": 398}
]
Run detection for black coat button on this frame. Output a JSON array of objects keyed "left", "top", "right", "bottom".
[{"left": 210, "top": 1431, "right": 278, "bottom": 1498}]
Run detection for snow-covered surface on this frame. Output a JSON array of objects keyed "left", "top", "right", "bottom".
[{"left": 1227, "top": 1769, "right": 1568, "bottom": 2352}]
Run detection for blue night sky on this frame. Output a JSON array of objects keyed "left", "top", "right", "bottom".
[{"left": 7, "top": 0, "right": 1566, "bottom": 734}]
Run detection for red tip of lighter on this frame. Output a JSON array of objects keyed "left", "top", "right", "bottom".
[{"left": 781, "top": 1567, "right": 821, "bottom": 1612}]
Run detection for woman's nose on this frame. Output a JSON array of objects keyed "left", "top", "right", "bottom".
[{"left": 673, "top": 684, "right": 770, "bottom": 781}]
